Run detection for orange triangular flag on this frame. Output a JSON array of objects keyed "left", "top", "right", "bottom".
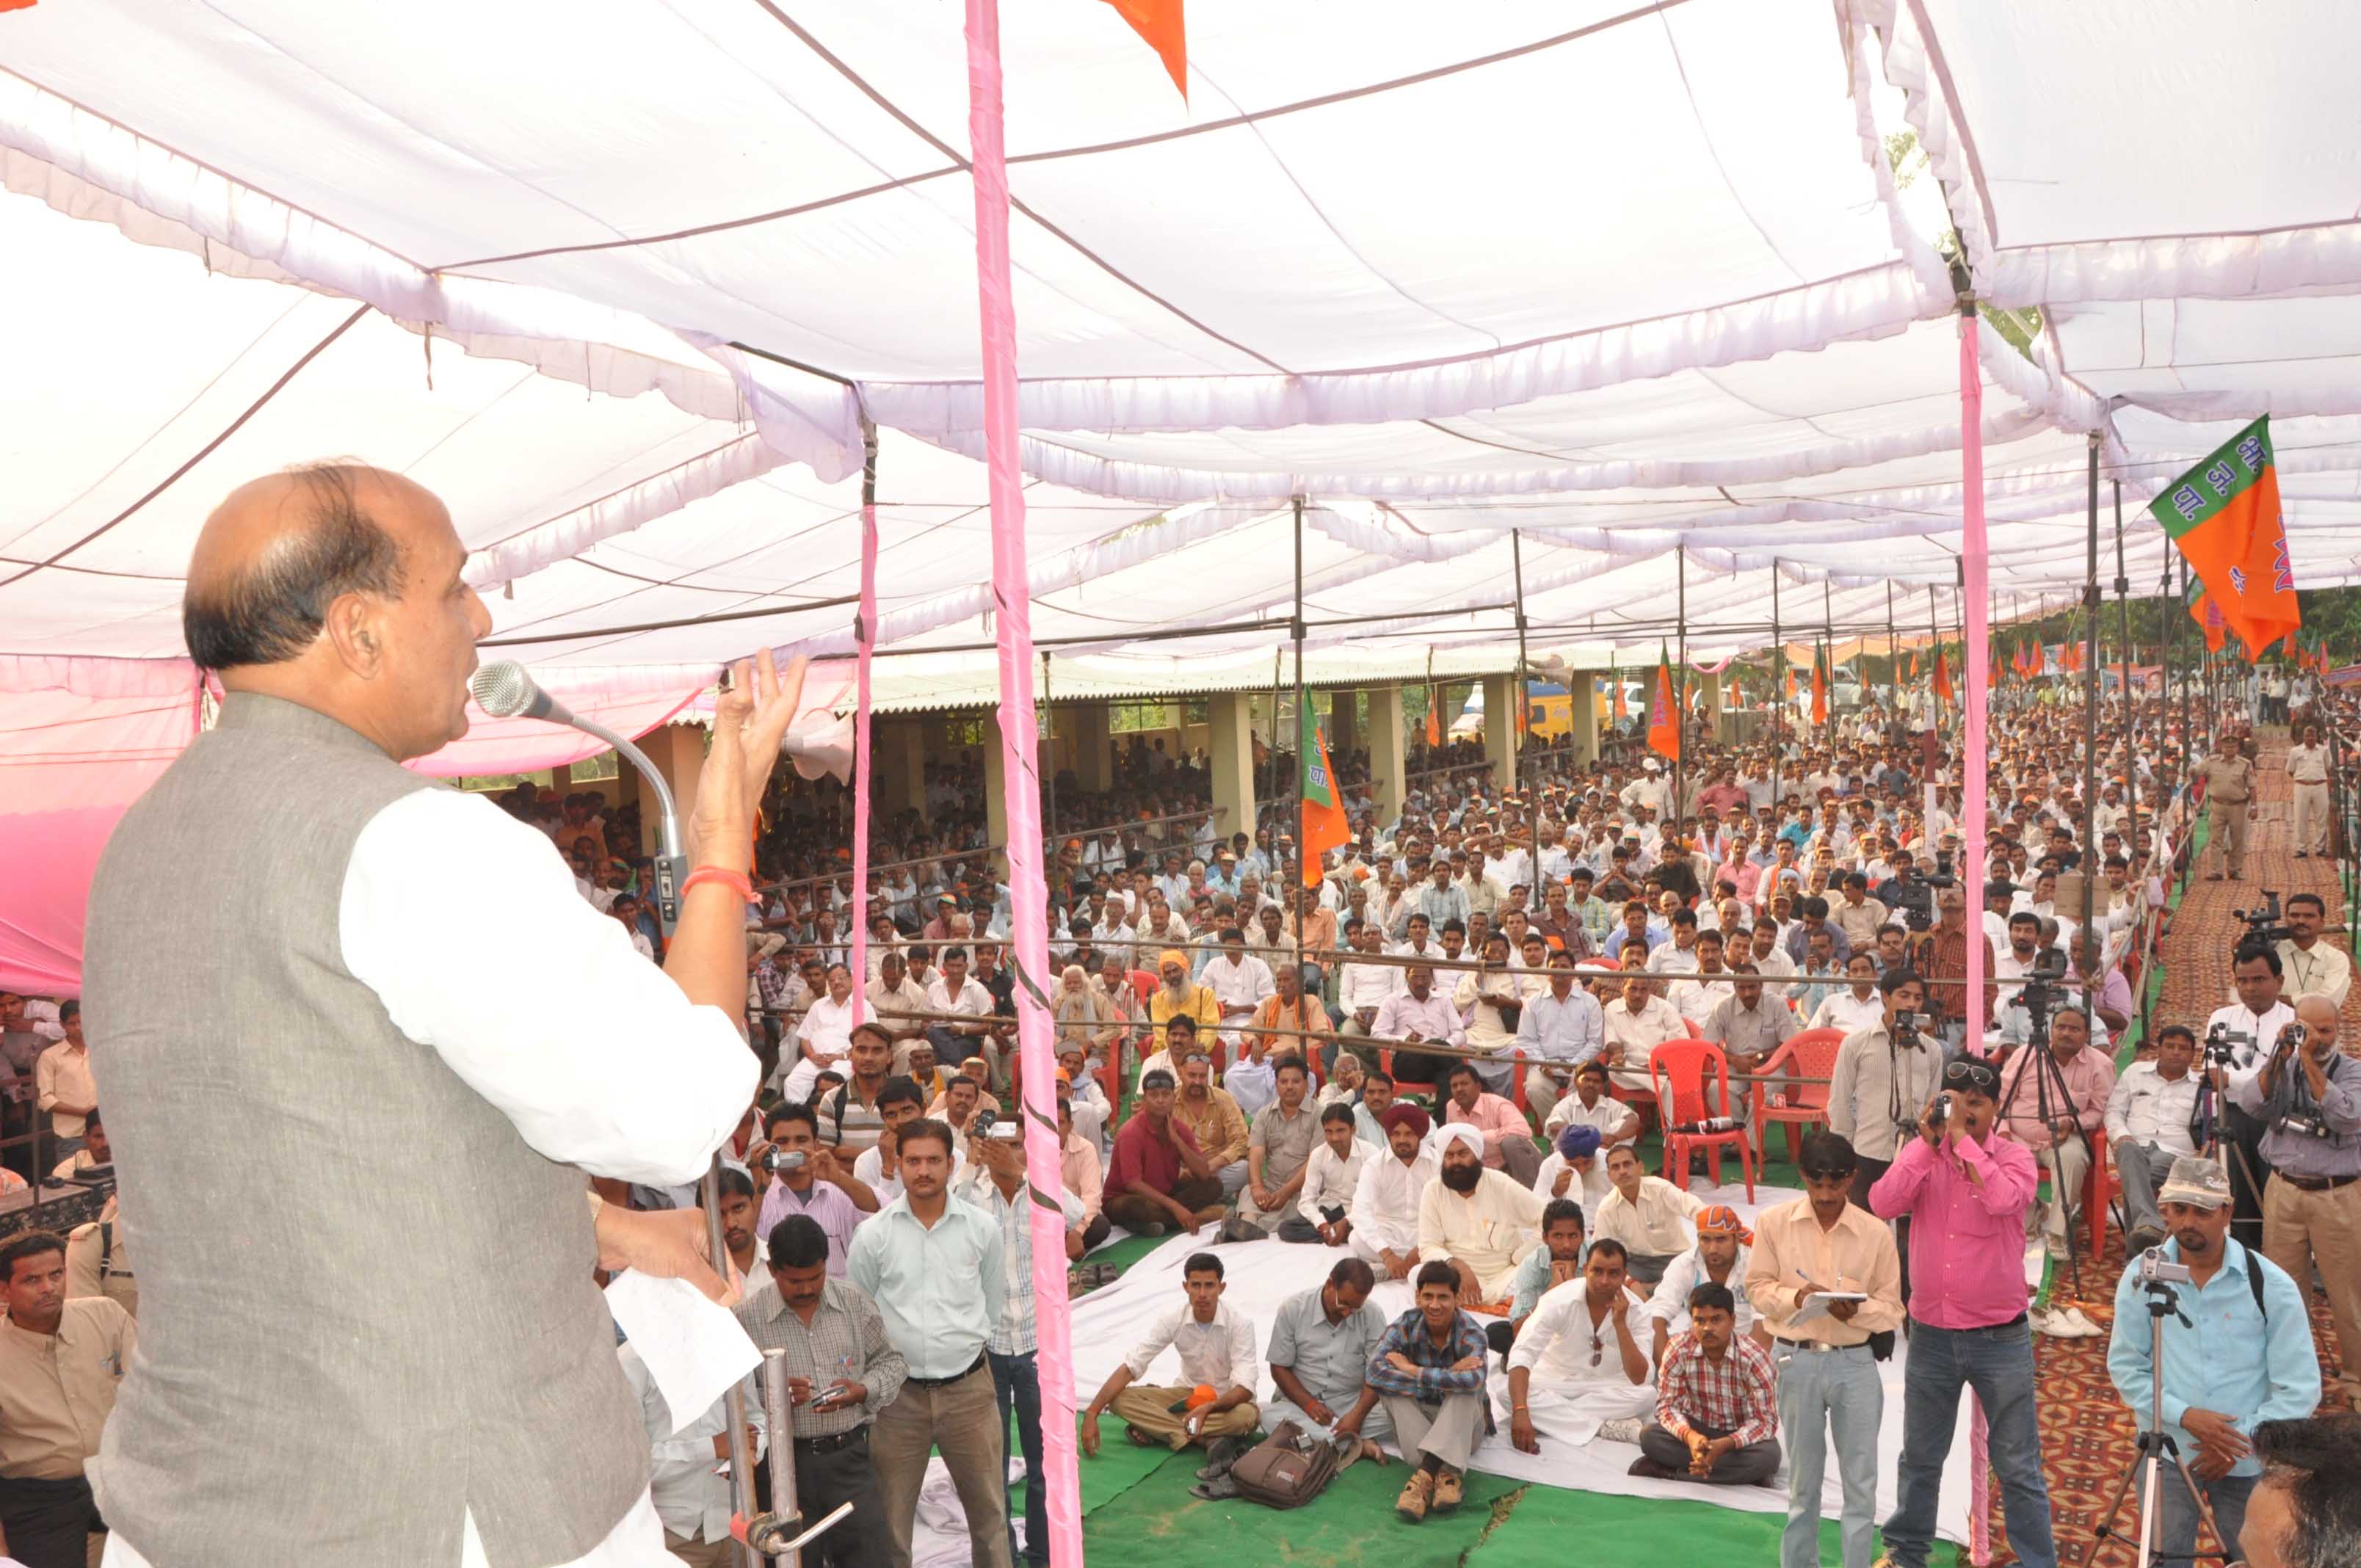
[
  {"left": 1424, "top": 690, "right": 1442, "bottom": 749},
  {"left": 1101, "top": 0, "right": 1186, "bottom": 101},
  {"left": 1934, "top": 647, "right": 1955, "bottom": 703},
  {"left": 1647, "top": 647, "right": 1680, "bottom": 761}
]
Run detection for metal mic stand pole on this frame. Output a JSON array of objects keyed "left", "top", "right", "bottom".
[{"left": 598, "top": 719, "right": 758, "bottom": 1568}]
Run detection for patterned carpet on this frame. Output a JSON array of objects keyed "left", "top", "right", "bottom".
[{"left": 1997, "top": 727, "right": 2354, "bottom": 1567}]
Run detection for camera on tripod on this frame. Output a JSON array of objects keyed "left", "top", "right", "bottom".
[
  {"left": 1894, "top": 850, "right": 1955, "bottom": 934},
  {"left": 2200, "top": 1021, "right": 2247, "bottom": 1072},
  {"left": 2233, "top": 891, "right": 2294, "bottom": 950},
  {"left": 2136, "top": 1249, "right": 2194, "bottom": 1287}
]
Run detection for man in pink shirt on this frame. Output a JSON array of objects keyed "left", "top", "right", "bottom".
[
  {"left": 1439, "top": 1060, "right": 1538, "bottom": 1186},
  {"left": 1869, "top": 1056, "right": 2059, "bottom": 1568},
  {"left": 1992, "top": 1006, "right": 2114, "bottom": 1266}
]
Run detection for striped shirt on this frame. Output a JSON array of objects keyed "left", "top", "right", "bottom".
[
  {"left": 733, "top": 1276, "right": 907, "bottom": 1439},
  {"left": 952, "top": 1166, "right": 1087, "bottom": 1357},
  {"left": 1655, "top": 1331, "right": 1778, "bottom": 1447}
]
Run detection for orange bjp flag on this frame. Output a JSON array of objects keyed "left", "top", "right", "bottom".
[
  {"left": 2150, "top": 416, "right": 2301, "bottom": 661},
  {"left": 1298, "top": 708, "right": 1349, "bottom": 888},
  {"left": 1934, "top": 647, "right": 1955, "bottom": 703},
  {"left": 1424, "top": 689, "right": 1442, "bottom": 749},
  {"left": 1102, "top": 0, "right": 1187, "bottom": 101},
  {"left": 1647, "top": 646, "right": 1681, "bottom": 761}
]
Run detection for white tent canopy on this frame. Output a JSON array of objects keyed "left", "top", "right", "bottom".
[{"left": 5, "top": 0, "right": 2360, "bottom": 697}]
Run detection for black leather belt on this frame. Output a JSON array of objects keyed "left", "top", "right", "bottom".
[
  {"left": 794, "top": 1425, "right": 868, "bottom": 1453},
  {"left": 904, "top": 1353, "right": 987, "bottom": 1389},
  {"left": 2279, "top": 1172, "right": 2358, "bottom": 1193}
]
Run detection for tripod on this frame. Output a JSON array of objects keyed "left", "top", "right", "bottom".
[
  {"left": 1993, "top": 1008, "right": 2111, "bottom": 1300},
  {"left": 2082, "top": 1277, "right": 2233, "bottom": 1567}
]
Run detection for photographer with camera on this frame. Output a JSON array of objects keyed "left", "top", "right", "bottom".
[
  {"left": 2231, "top": 995, "right": 2361, "bottom": 1407},
  {"left": 2103, "top": 1157, "right": 2318, "bottom": 1563},
  {"left": 1826, "top": 969, "right": 1945, "bottom": 1211},
  {"left": 2208, "top": 944, "right": 2298, "bottom": 1233},
  {"left": 1871, "top": 1056, "right": 2057, "bottom": 1568}
]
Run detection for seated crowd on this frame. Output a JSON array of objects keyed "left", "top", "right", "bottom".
[{"left": 8, "top": 689, "right": 2358, "bottom": 1568}]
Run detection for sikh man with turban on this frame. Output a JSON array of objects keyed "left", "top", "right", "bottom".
[
  {"left": 1350, "top": 1103, "right": 1437, "bottom": 1282},
  {"left": 1419, "top": 1122, "right": 1548, "bottom": 1306}
]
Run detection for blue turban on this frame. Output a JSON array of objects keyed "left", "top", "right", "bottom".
[{"left": 1556, "top": 1125, "right": 1602, "bottom": 1161}]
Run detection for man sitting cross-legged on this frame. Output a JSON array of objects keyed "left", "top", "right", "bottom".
[
  {"left": 1532, "top": 1122, "right": 1606, "bottom": 1211},
  {"left": 1594, "top": 1140, "right": 1705, "bottom": 1286},
  {"left": 1631, "top": 1282, "right": 1782, "bottom": 1487},
  {"left": 1103, "top": 1069, "right": 1227, "bottom": 1238},
  {"left": 1644, "top": 1205, "right": 1768, "bottom": 1373},
  {"left": 1288, "top": 1102, "right": 1370, "bottom": 1246},
  {"left": 1506, "top": 1236, "right": 1655, "bottom": 1453},
  {"left": 1418, "top": 1123, "right": 1546, "bottom": 1307},
  {"left": 1080, "top": 1252, "right": 1260, "bottom": 1469},
  {"left": 1438, "top": 1061, "right": 1542, "bottom": 1186},
  {"left": 1366, "top": 1260, "right": 1495, "bottom": 1525},
  {"left": 1349, "top": 1103, "right": 1437, "bottom": 1282},
  {"left": 1262, "top": 1257, "right": 1392, "bottom": 1477}
]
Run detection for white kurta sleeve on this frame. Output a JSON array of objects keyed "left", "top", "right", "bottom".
[{"left": 341, "top": 788, "right": 758, "bottom": 1187}]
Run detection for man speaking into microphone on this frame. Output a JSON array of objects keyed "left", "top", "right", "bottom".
[{"left": 81, "top": 465, "right": 801, "bottom": 1567}]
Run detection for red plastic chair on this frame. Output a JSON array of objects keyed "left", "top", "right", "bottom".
[
  {"left": 1649, "top": 1039, "right": 1756, "bottom": 1200},
  {"left": 2082, "top": 1126, "right": 2117, "bottom": 1257},
  {"left": 1749, "top": 1027, "right": 1846, "bottom": 1166}
]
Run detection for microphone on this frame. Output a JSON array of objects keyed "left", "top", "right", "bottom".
[
  {"left": 470, "top": 660, "right": 687, "bottom": 935},
  {"left": 470, "top": 659, "right": 574, "bottom": 727}
]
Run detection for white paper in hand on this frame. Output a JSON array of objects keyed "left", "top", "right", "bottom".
[
  {"left": 605, "top": 1268, "right": 761, "bottom": 1434},
  {"left": 1788, "top": 1291, "right": 1870, "bottom": 1326}
]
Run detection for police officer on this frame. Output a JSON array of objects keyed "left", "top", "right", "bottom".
[{"left": 2194, "top": 736, "right": 2256, "bottom": 882}]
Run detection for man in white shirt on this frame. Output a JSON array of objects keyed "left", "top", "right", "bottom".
[
  {"left": 1080, "top": 1252, "right": 1261, "bottom": 1464},
  {"left": 1600, "top": 973, "right": 1687, "bottom": 1095},
  {"left": 1203, "top": 929, "right": 1275, "bottom": 1056},
  {"left": 1807, "top": 953, "right": 1888, "bottom": 1037},
  {"left": 1593, "top": 1142, "right": 1705, "bottom": 1285},
  {"left": 1542, "top": 1059, "right": 1643, "bottom": 1150},
  {"left": 2205, "top": 943, "right": 2299, "bottom": 1231},
  {"left": 2104, "top": 1023, "right": 2203, "bottom": 1252},
  {"left": 1335, "top": 921, "right": 1399, "bottom": 1061},
  {"left": 1288, "top": 1103, "right": 1371, "bottom": 1246},
  {"left": 923, "top": 947, "right": 999, "bottom": 1077},
  {"left": 1373, "top": 965, "right": 1468, "bottom": 1090},
  {"left": 616, "top": 1343, "right": 764, "bottom": 1567},
  {"left": 1505, "top": 1239, "right": 1655, "bottom": 1452},
  {"left": 2288, "top": 722, "right": 2332, "bottom": 857},
  {"left": 1534, "top": 1122, "right": 1610, "bottom": 1211},
  {"left": 1350, "top": 1103, "right": 1438, "bottom": 1281},
  {"left": 2274, "top": 893, "right": 2351, "bottom": 1008}
]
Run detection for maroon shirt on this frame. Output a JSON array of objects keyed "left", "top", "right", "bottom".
[{"left": 1108, "top": 1108, "right": 1200, "bottom": 1195}]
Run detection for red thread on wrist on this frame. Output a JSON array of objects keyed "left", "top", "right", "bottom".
[{"left": 682, "top": 867, "right": 755, "bottom": 904}]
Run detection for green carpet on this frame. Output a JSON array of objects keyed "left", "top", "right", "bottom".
[
  {"left": 1073, "top": 1445, "right": 1521, "bottom": 1567},
  {"left": 1464, "top": 1484, "right": 1965, "bottom": 1567}
]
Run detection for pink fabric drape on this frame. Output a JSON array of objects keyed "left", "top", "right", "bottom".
[
  {"left": 0, "top": 666, "right": 206, "bottom": 994},
  {"left": 848, "top": 436, "right": 880, "bottom": 1026},
  {"left": 1959, "top": 308, "right": 1991, "bottom": 1044},
  {"left": 1968, "top": 1399, "right": 1992, "bottom": 1564},
  {"left": 962, "top": 3, "right": 1084, "bottom": 1563}
]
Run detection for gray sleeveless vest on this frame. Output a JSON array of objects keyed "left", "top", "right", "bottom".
[{"left": 82, "top": 694, "right": 646, "bottom": 1566}]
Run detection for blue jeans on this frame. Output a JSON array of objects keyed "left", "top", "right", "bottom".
[
  {"left": 1774, "top": 1342, "right": 1883, "bottom": 1568},
  {"left": 2155, "top": 1464, "right": 2255, "bottom": 1564},
  {"left": 989, "top": 1349, "right": 1045, "bottom": 1564},
  {"left": 1884, "top": 1319, "right": 2056, "bottom": 1568}
]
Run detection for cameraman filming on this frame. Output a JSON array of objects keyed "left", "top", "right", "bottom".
[
  {"left": 2230, "top": 995, "right": 2361, "bottom": 1407},
  {"left": 2208, "top": 943, "right": 2297, "bottom": 1232},
  {"left": 2103, "top": 1157, "right": 2319, "bottom": 1561}
]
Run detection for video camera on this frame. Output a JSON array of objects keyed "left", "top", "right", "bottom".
[
  {"left": 2136, "top": 1249, "right": 2194, "bottom": 1288},
  {"left": 2017, "top": 945, "right": 2070, "bottom": 1041},
  {"left": 1892, "top": 849, "right": 1956, "bottom": 934},
  {"left": 2233, "top": 891, "right": 2294, "bottom": 951},
  {"left": 2201, "top": 1020, "right": 2248, "bottom": 1072}
]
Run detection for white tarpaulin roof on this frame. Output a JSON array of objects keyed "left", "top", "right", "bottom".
[{"left": 6, "top": 0, "right": 2361, "bottom": 700}]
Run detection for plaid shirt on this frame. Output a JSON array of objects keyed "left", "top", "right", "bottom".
[
  {"left": 1655, "top": 1332, "right": 1779, "bottom": 1447},
  {"left": 1365, "top": 1307, "right": 1495, "bottom": 1433}
]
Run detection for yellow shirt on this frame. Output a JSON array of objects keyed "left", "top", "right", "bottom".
[
  {"left": 1742, "top": 1193, "right": 1905, "bottom": 1347},
  {"left": 0, "top": 1298, "right": 134, "bottom": 1479},
  {"left": 35, "top": 1042, "right": 95, "bottom": 1140},
  {"left": 1147, "top": 984, "right": 1221, "bottom": 1053},
  {"left": 1172, "top": 1086, "right": 1249, "bottom": 1166}
]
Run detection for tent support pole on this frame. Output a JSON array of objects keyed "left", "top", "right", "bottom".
[
  {"left": 2081, "top": 432, "right": 2103, "bottom": 945},
  {"left": 1821, "top": 578, "right": 1835, "bottom": 746},
  {"left": 1886, "top": 579, "right": 1898, "bottom": 726},
  {"left": 1771, "top": 564, "right": 1782, "bottom": 805},
  {"left": 1512, "top": 529, "right": 1539, "bottom": 901},
  {"left": 2113, "top": 479, "right": 2133, "bottom": 816},
  {"left": 1676, "top": 544, "right": 1689, "bottom": 827},
  {"left": 1292, "top": 493, "right": 1308, "bottom": 956}
]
